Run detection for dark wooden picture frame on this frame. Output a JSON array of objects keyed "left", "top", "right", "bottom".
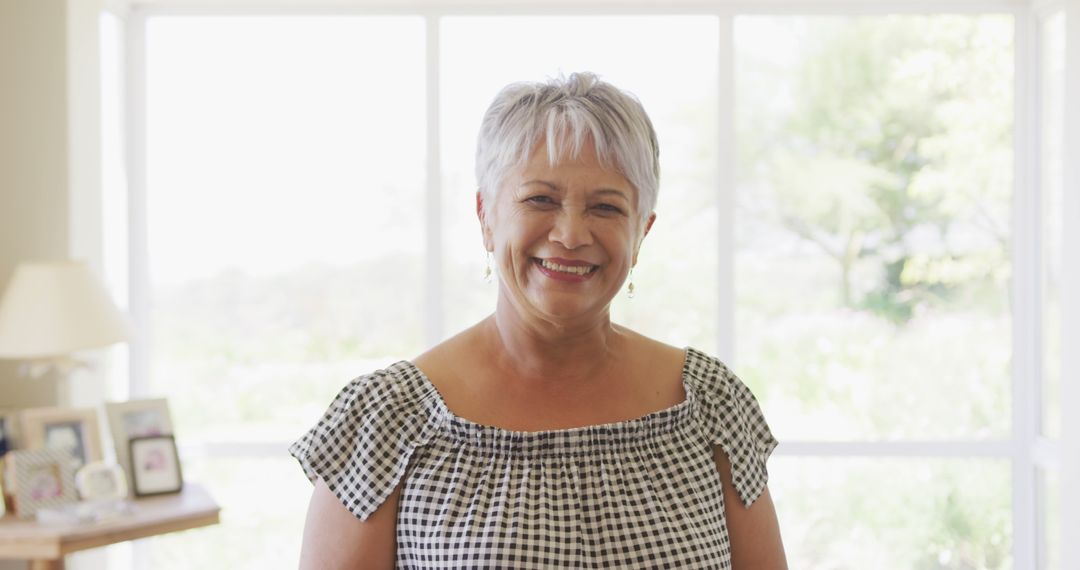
[{"left": 128, "top": 435, "right": 183, "bottom": 497}]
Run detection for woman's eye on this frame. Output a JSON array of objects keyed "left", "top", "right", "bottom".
[
  {"left": 593, "top": 203, "right": 624, "bottom": 214},
  {"left": 525, "top": 195, "right": 556, "bottom": 205}
]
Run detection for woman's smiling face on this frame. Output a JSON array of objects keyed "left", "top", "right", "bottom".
[{"left": 479, "top": 140, "right": 655, "bottom": 324}]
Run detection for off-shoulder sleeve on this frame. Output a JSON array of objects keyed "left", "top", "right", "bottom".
[
  {"left": 684, "top": 347, "right": 779, "bottom": 509},
  {"left": 288, "top": 364, "right": 444, "bottom": 520}
]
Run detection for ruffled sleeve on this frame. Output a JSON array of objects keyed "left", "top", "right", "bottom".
[
  {"left": 684, "top": 347, "right": 779, "bottom": 509},
  {"left": 288, "top": 362, "right": 445, "bottom": 520}
]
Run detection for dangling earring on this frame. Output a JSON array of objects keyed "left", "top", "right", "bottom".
[
  {"left": 627, "top": 267, "right": 636, "bottom": 298},
  {"left": 484, "top": 251, "right": 493, "bottom": 283}
]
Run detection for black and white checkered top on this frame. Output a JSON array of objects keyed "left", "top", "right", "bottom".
[{"left": 289, "top": 347, "right": 778, "bottom": 569}]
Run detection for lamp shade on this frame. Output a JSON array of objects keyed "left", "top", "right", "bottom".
[{"left": 0, "top": 260, "right": 133, "bottom": 359}]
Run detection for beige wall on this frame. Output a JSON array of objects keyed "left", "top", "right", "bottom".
[
  {"left": 0, "top": 4, "right": 67, "bottom": 570},
  {"left": 0, "top": 3, "right": 109, "bottom": 566},
  {"left": 0, "top": 0, "right": 70, "bottom": 408}
]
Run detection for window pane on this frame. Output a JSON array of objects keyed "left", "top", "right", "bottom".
[
  {"left": 772, "top": 457, "right": 1011, "bottom": 568},
  {"left": 1041, "top": 11, "right": 1064, "bottom": 439},
  {"left": 440, "top": 16, "right": 720, "bottom": 349},
  {"left": 735, "top": 16, "right": 1014, "bottom": 439},
  {"left": 141, "top": 456, "right": 309, "bottom": 569},
  {"left": 145, "top": 16, "right": 427, "bottom": 441}
]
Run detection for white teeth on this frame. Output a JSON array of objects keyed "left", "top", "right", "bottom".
[{"left": 540, "top": 259, "right": 594, "bottom": 275}]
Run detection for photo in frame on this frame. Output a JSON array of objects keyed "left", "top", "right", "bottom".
[
  {"left": 105, "top": 399, "right": 174, "bottom": 497},
  {"left": 6, "top": 448, "right": 79, "bottom": 518},
  {"left": 129, "top": 435, "right": 183, "bottom": 497},
  {"left": 20, "top": 406, "right": 104, "bottom": 469}
]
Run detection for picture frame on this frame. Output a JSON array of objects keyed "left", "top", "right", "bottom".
[
  {"left": 0, "top": 408, "right": 24, "bottom": 456},
  {"left": 6, "top": 448, "right": 79, "bottom": 518},
  {"left": 0, "top": 409, "right": 17, "bottom": 513},
  {"left": 105, "top": 399, "right": 174, "bottom": 497},
  {"left": 0, "top": 455, "right": 7, "bottom": 517},
  {"left": 128, "top": 435, "right": 183, "bottom": 497},
  {"left": 20, "top": 406, "right": 104, "bottom": 469},
  {"left": 0, "top": 414, "right": 12, "bottom": 457}
]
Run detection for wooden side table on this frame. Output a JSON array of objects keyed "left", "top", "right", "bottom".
[{"left": 0, "top": 483, "right": 220, "bottom": 570}]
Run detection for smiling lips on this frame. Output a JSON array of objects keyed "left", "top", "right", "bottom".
[{"left": 533, "top": 257, "right": 598, "bottom": 281}]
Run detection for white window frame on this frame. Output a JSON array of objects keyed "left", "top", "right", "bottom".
[
  {"left": 91, "top": 1, "right": 1077, "bottom": 567},
  {"left": 1056, "top": 1, "right": 1080, "bottom": 566}
]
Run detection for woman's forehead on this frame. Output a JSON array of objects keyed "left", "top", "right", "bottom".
[{"left": 514, "top": 159, "right": 632, "bottom": 190}]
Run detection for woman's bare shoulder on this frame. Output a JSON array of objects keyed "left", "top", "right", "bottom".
[
  {"left": 617, "top": 326, "right": 687, "bottom": 367},
  {"left": 411, "top": 320, "right": 489, "bottom": 390},
  {"left": 615, "top": 328, "right": 688, "bottom": 406}
]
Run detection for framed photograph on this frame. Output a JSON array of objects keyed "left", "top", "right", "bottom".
[
  {"left": 0, "top": 457, "right": 7, "bottom": 516},
  {"left": 75, "top": 460, "right": 128, "bottom": 501},
  {"left": 0, "top": 414, "right": 11, "bottom": 453},
  {"left": 105, "top": 399, "right": 174, "bottom": 497},
  {"left": 20, "top": 406, "right": 104, "bottom": 469},
  {"left": 1, "top": 409, "right": 16, "bottom": 513},
  {"left": 129, "top": 435, "right": 183, "bottom": 497},
  {"left": 0, "top": 408, "right": 22, "bottom": 455},
  {"left": 6, "top": 448, "right": 79, "bottom": 518}
]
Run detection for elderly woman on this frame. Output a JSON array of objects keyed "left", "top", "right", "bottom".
[{"left": 290, "top": 73, "right": 786, "bottom": 569}]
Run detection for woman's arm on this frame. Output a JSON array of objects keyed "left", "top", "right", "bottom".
[
  {"left": 298, "top": 478, "right": 400, "bottom": 569},
  {"left": 713, "top": 447, "right": 788, "bottom": 570}
]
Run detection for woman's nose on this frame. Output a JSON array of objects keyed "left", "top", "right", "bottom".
[{"left": 549, "top": 211, "right": 593, "bottom": 249}]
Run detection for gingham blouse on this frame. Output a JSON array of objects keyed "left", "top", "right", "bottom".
[{"left": 289, "top": 347, "right": 778, "bottom": 569}]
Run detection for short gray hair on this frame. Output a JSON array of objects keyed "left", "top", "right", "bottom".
[{"left": 475, "top": 72, "right": 660, "bottom": 221}]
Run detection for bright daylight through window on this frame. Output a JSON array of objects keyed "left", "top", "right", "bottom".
[{"left": 98, "top": 6, "right": 1068, "bottom": 569}]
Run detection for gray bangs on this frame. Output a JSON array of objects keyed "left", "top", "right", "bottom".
[{"left": 475, "top": 72, "right": 660, "bottom": 221}]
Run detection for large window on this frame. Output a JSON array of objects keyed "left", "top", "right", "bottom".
[
  {"left": 735, "top": 15, "right": 1015, "bottom": 566},
  {"left": 144, "top": 15, "right": 428, "bottom": 443},
  {"left": 136, "top": 16, "right": 428, "bottom": 566},
  {"left": 103, "top": 4, "right": 1073, "bottom": 569}
]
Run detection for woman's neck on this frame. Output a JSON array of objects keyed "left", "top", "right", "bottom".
[{"left": 483, "top": 296, "right": 628, "bottom": 391}]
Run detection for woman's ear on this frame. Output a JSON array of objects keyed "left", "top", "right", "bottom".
[
  {"left": 632, "top": 212, "right": 657, "bottom": 266},
  {"left": 643, "top": 212, "right": 656, "bottom": 238},
  {"left": 476, "top": 190, "right": 494, "bottom": 252}
]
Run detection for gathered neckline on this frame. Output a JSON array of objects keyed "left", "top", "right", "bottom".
[{"left": 391, "top": 346, "right": 701, "bottom": 439}]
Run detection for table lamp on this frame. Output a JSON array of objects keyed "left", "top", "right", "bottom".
[{"left": 0, "top": 260, "right": 133, "bottom": 405}]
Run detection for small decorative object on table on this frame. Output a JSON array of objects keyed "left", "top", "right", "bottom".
[
  {"left": 20, "top": 406, "right": 104, "bottom": 469},
  {"left": 129, "top": 435, "right": 183, "bottom": 497},
  {"left": 5, "top": 448, "right": 78, "bottom": 518},
  {"left": 75, "top": 460, "right": 128, "bottom": 501},
  {"left": 105, "top": 398, "right": 174, "bottom": 497}
]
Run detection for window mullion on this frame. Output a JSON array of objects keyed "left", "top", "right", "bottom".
[
  {"left": 717, "top": 10, "right": 735, "bottom": 365},
  {"left": 1012, "top": 8, "right": 1041, "bottom": 570},
  {"left": 425, "top": 13, "right": 444, "bottom": 348},
  {"left": 126, "top": 8, "right": 152, "bottom": 401}
]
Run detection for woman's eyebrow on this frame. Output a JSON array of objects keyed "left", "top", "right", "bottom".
[
  {"left": 593, "top": 188, "right": 630, "bottom": 201},
  {"left": 520, "top": 180, "right": 559, "bottom": 190}
]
